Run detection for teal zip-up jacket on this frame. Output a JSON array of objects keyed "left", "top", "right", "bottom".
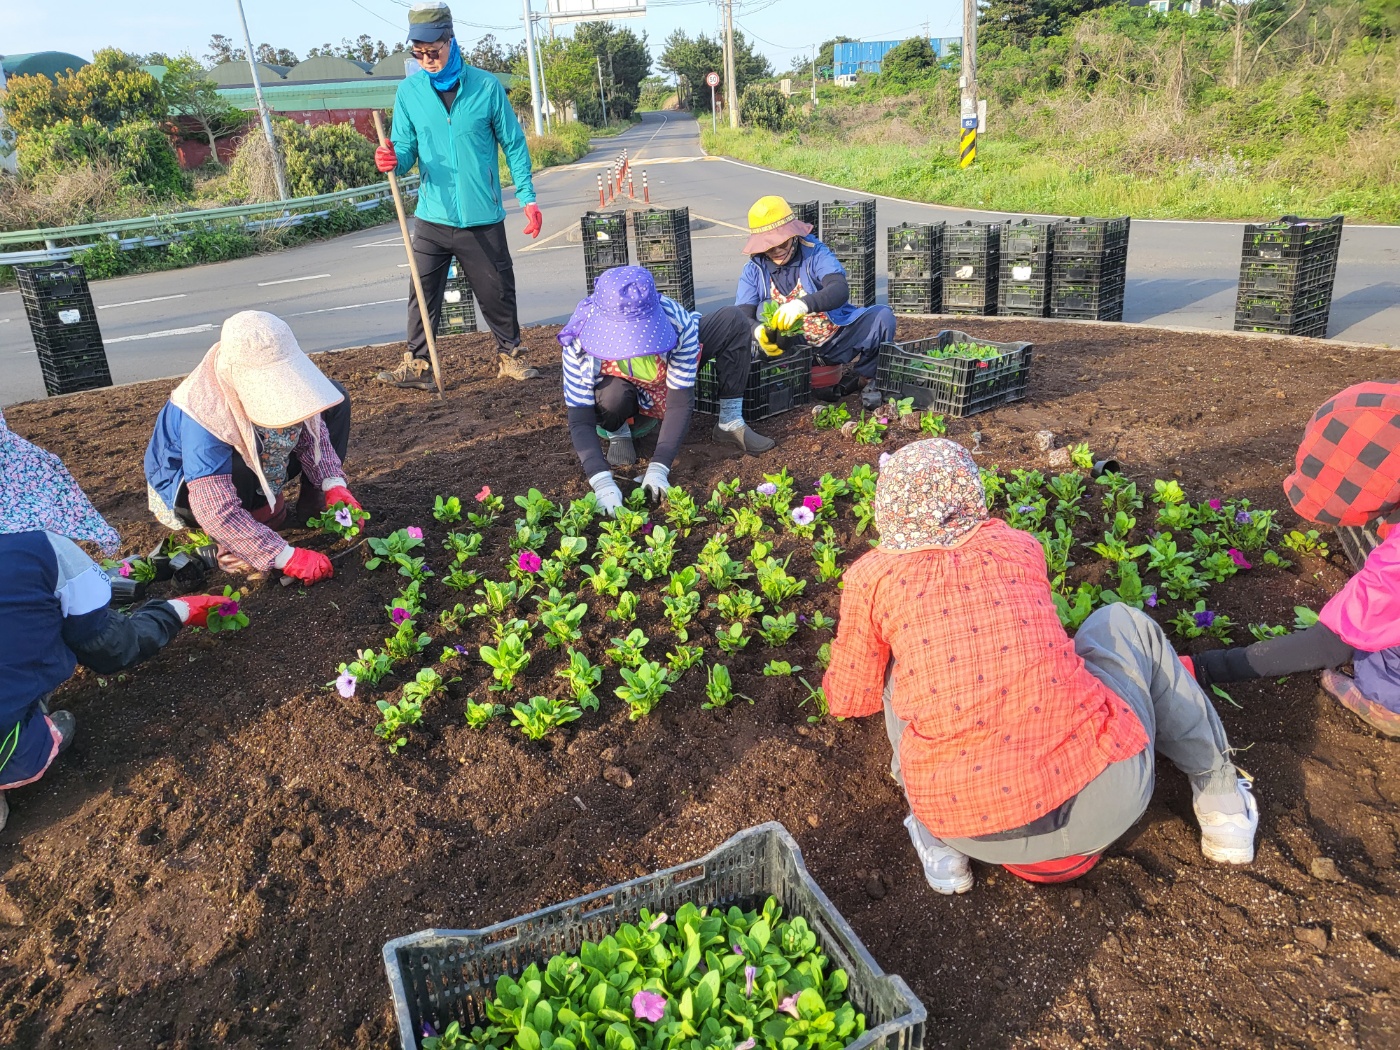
[{"left": 389, "top": 66, "right": 536, "bottom": 229}]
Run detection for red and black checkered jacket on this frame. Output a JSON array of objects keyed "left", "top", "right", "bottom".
[{"left": 1285, "top": 381, "right": 1400, "bottom": 533}]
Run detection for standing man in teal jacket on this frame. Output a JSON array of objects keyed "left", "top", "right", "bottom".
[{"left": 375, "top": 2, "right": 545, "bottom": 389}]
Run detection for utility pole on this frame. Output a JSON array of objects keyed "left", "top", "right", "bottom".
[
  {"left": 597, "top": 55, "right": 609, "bottom": 127},
  {"left": 723, "top": 0, "right": 739, "bottom": 128},
  {"left": 959, "top": 0, "right": 979, "bottom": 166},
  {"left": 234, "top": 0, "right": 289, "bottom": 201},
  {"left": 522, "top": 0, "right": 544, "bottom": 135},
  {"left": 533, "top": 17, "right": 551, "bottom": 131},
  {"left": 810, "top": 42, "right": 817, "bottom": 106}
]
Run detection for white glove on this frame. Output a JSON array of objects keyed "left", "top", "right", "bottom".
[
  {"left": 589, "top": 471, "right": 625, "bottom": 516},
  {"left": 640, "top": 462, "right": 671, "bottom": 503},
  {"left": 773, "top": 299, "right": 809, "bottom": 330}
]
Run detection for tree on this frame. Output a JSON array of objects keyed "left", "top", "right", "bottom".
[
  {"left": 255, "top": 44, "right": 300, "bottom": 67},
  {"left": 658, "top": 30, "right": 724, "bottom": 109},
  {"left": 573, "top": 22, "right": 651, "bottom": 121},
  {"left": 206, "top": 34, "right": 244, "bottom": 65},
  {"left": 468, "top": 34, "right": 516, "bottom": 73},
  {"left": 740, "top": 83, "right": 789, "bottom": 131},
  {"left": 161, "top": 55, "right": 248, "bottom": 162},
  {"left": 791, "top": 36, "right": 854, "bottom": 78},
  {"left": 880, "top": 38, "right": 939, "bottom": 83},
  {"left": 514, "top": 37, "right": 595, "bottom": 123},
  {"left": 2, "top": 49, "right": 165, "bottom": 135}
]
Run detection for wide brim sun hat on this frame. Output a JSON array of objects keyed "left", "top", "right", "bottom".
[
  {"left": 216, "top": 311, "right": 343, "bottom": 427},
  {"left": 743, "top": 195, "right": 814, "bottom": 256},
  {"left": 576, "top": 266, "right": 679, "bottom": 361}
]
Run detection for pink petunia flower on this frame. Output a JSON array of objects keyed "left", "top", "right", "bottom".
[
  {"left": 406, "top": 526, "right": 423, "bottom": 539},
  {"left": 802, "top": 495, "right": 823, "bottom": 512},
  {"left": 632, "top": 990, "right": 666, "bottom": 1023},
  {"left": 1228, "top": 548, "right": 1252, "bottom": 569},
  {"left": 779, "top": 993, "right": 801, "bottom": 1018},
  {"left": 1208, "top": 499, "right": 1222, "bottom": 511},
  {"left": 647, "top": 912, "right": 668, "bottom": 932},
  {"left": 119, "top": 563, "right": 132, "bottom": 577},
  {"left": 391, "top": 607, "right": 411, "bottom": 625},
  {"left": 334, "top": 507, "right": 354, "bottom": 528},
  {"left": 878, "top": 452, "right": 892, "bottom": 469},
  {"left": 518, "top": 550, "right": 542, "bottom": 573},
  {"left": 475, "top": 486, "right": 492, "bottom": 502},
  {"left": 736, "top": 1040, "right": 756, "bottom": 1050}
]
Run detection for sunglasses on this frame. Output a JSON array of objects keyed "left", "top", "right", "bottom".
[{"left": 411, "top": 44, "right": 449, "bottom": 60}]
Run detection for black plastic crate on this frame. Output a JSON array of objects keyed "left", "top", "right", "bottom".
[
  {"left": 887, "top": 278, "right": 941, "bottom": 314},
  {"left": 888, "top": 223, "right": 943, "bottom": 280},
  {"left": 643, "top": 255, "right": 696, "bottom": 309},
  {"left": 1238, "top": 254, "right": 1337, "bottom": 298},
  {"left": 16, "top": 262, "right": 91, "bottom": 303},
  {"left": 998, "top": 252, "right": 1053, "bottom": 284},
  {"left": 437, "top": 262, "right": 477, "bottom": 336},
  {"left": 1050, "top": 280, "right": 1126, "bottom": 322},
  {"left": 1001, "top": 218, "right": 1061, "bottom": 260},
  {"left": 1242, "top": 214, "right": 1344, "bottom": 261},
  {"left": 16, "top": 262, "right": 113, "bottom": 397},
  {"left": 1234, "top": 294, "right": 1332, "bottom": 333},
  {"left": 942, "top": 279, "right": 998, "bottom": 315},
  {"left": 875, "top": 329, "right": 1032, "bottom": 417},
  {"left": 945, "top": 221, "right": 1002, "bottom": 255},
  {"left": 998, "top": 280, "right": 1049, "bottom": 317},
  {"left": 821, "top": 199, "right": 876, "bottom": 235},
  {"left": 1337, "top": 524, "right": 1382, "bottom": 572},
  {"left": 582, "top": 210, "right": 630, "bottom": 293},
  {"left": 1055, "top": 217, "right": 1130, "bottom": 255},
  {"left": 696, "top": 343, "right": 811, "bottom": 420},
  {"left": 834, "top": 248, "right": 878, "bottom": 307},
  {"left": 631, "top": 207, "right": 693, "bottom": 264},
  {"left": 791, "top": 199, "right": 820, "bottom": 236},
  {"left": 1051, "top": 250, "right": 1128, "bottom": 284},
  {"left": 383, "top": 823, "right": 926, "bottom": 1050},
  {"left": 34, "top": 332, "right": 112, "bottom": 397},
  {"left": 946, "top": 253, "right": 998, "bottom": 283},
  {"left": 825, "top": 227, "right": 878, "bottom": 254}
]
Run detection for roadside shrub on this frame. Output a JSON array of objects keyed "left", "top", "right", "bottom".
[
  {"left": 741, "top": 83, "right": 790, "bottom": 131},
  {"left": 16, "top": 118, "right": 185, "bottom": 199},
  {"left": 228, "top": 118, "right": 378, "bottom": 202},
  {"left": 0, "top": 160, "right": 153, "bottom": 232},
  {"left": 880, "top": 38, "right": 939, "bottom": 85}
]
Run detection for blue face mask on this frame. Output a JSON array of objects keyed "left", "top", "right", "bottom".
[{"left": 427, "top": 39, "right": 464, "bottom": 91}]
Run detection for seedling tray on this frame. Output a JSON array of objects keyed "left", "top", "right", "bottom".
[
  {"left": 1242, "top": 214, "right": 1343, "bottom": 261},
  {"left": 582, "top": 211, "right": 630, "bottom": 294},
  {"left": 888, "top": 223, "right": 943, "bottom": 281},
  {"left": 16, "top": 262, "right": 91, "bottom": 303},
  {"left": 1054, "top": 217, "right": 1130, "bottom": 255},
  {"left": 1050, "top": 280, "right": 1125, "bottom": 322},
  {"left": 941, "top": 279, "right": 997, "bottom": 315},
  {"left": 945, "top": 253, "right": 998, "bottom": 283},
  {"left": 820, "top": 199, "right": 876, "bottom": 235},
  {"left": 696, "top": 343, "right": 811, "bottom": 421},
  {"left": 383, "top": 822, "right": 926, "bottom": 1050},
  {"left": 1237, "top": 255, "right": 1337, "bottom": 298},
  {"left": 791, "top": 199, "right": 821, "bottom": 236},
  {"left": 1050, "top": 251, "right": 1128, "bottom": 284},
  {"left": 1000, "top": 218, "right": 1061, "bottom": 260},
  {"left": 997, "top": 280, "right": 1049, "bottom": 317},
  {"left": 875, "top": 329, "right": 1031, "bottom": 416},
  {"left": 887, "top": 278, "right": 941, "bottom": 315},
  {"left": 945, "top": 221, "right": 1002, "bottom": 255}
]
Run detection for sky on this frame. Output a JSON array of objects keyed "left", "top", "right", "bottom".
[{"left": 0, "top": 0, "right": 965, "bottom": 72}]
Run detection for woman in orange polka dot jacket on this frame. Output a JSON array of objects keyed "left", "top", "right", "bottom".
[{"left": 823, "top": 439, "right": 1260, "bottom": 893}]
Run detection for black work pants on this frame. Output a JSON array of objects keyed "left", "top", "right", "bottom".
[{"left": 406, "top": 218, "right": 520, "bottom": 359}]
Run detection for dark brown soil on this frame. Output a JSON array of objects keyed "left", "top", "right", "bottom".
[{"left": 3, "top": 319, "right": 1399, "bottom": 1050}]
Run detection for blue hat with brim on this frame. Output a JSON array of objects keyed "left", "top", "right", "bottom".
[
  {"left": 407, "top": 2, "right": 454, "bottom": 42},
  {"left": 576, "top": 267, "right": 679, "bottom": 361}
]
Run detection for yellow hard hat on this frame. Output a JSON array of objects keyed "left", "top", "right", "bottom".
[{"left": 743, "top": 195, "right": 813, "bottom": 255}]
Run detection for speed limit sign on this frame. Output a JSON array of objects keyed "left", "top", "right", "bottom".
[{"left": 706, "top": 71, "right": 720, "bottom": 87}]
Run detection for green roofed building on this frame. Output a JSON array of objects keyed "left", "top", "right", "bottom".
[{"left": 0, "top": 51, "right": 89, "bottom": 82}]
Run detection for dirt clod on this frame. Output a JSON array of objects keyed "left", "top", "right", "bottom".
[
  {"left": 1310, "top": 857, "right": 1344, "bottom": 883},
  {"left": 603, "top": 765, "right": 634, "bottom": 789},
  {"left": 1294, "top": 926, "right": 1328, "bottom": 952}
]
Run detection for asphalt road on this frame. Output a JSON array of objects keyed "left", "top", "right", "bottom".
[{"left": 3, "top": 111, "right": 1397, "bottom": 406}]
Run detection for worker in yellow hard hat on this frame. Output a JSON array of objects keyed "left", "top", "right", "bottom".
[{"left": 736, "top": 195, "right": 896, "bottom": 408}]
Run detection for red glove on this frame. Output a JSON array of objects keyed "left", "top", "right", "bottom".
[
  {"left": 174, "top": 594, "right": 228, "bottom": 629},
  {"left": 523, "top": 203, "right": 543, "bottom": 239},
  {"left": 375, "top": 143, "right": 398, "bottom": 174},
  {"left": 283, "top": 547, "right": 334, "bottom": 585},
  {"left": 324, "top": 485, "right": 361, "bottom": 511}
]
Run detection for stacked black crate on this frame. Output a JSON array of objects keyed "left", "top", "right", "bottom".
[
  {"left": 943, "top": 221, "right": 1002, "bottom": 316},
  {"left": 437, "top": 259, "right": 478, "bottom": 336},
  {"left": 581, "top": 210, "right": 630, "bottom": 295},
  {"left": 820, "top": 200, "right": 877, "bottom": 307},
  {"left": 791, "top": 200, "right": 820, "bottom": 237},
  {"left": 886, "top": 223, "right": 944, "bottom": 314},
  {"left": 630, "top": 207, "right": 695, "bottom": 310},
  {"left": 998, "top": 219, "right": 1060, "bottom": 318},
  {"left": 16, "top": 262, "right": 112, "bottom": 397},
  {"left": 1233, "top": 215, "right": 1343, "bottom": 338},
  {"left": 1049, "top": 217, "right": 1131, "bottom": 321}
]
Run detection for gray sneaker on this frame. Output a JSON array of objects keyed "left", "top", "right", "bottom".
[
  {"left": 860, "top": 382, "right": 884, "bottom": 410},
  {"left": 712, "top": 424, "right": 776, "bottom": 455},
  {"left": 376, "top": 352, "right": 436, "bottom": 390},
  {"left": 498, "top": 351, "right": 540, "bottom": 381}
]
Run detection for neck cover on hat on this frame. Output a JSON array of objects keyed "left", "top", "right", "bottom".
[
  {"left": 428, "top": 40, "right": 463, "bottom": 91},
  {"left": 873, "top": 438, "right": 989, "bottom": 551},
  {"left": 0, "top": 408, "right": 120, "bottom": 556}
]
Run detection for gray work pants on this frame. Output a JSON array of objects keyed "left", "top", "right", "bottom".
[{"left": 886, "top": 603, "right": 1242, "bottom": 866}]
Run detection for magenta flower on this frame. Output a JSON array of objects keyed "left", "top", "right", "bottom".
[
  {"left": 757, "top": 482, "right": 778, "bottom": 496},
  {"left": 640, "top": 523, "right": 655, "bottom": 536},
  {"left": 406, "top": 526, "right": 423, "bottom": 539},
  {"left": 218, "top": 600, "right": 240, "bottom": 617},
  {"left": 802, "top": 495, "right": 823, "bottom": 512},
  {"left": 475, "top": 486, "right": 492, "bottom": 502},
  {"left": 779, "top": 993, "right": 801, "bottom": 1018},
  {"left": 1228, "top": 548, "right": 1252, "bottom": 569},
  {"left": 632, "top": 990, "right": 667, "bottom": 1023},
  {"left": 791, "top": 506, "right": 815, "bottom": 527},
  {"left": 1208, "top": 499, "right": 1222, "bottom": 511},
  {"left": 1194, "top": 609, "right": 1217, "bottom": 628},
  {"left": 744, "top": 965, "right": 757, "bottom": 998},
  {"left": 119, "top": 562, "right": 132, "bottom": 578},
  {"left": 518, "top": 550, "right": 542, "bottom": 573},
  {"left": 334, "top": 506, "right": 354, "bottom": 528},
  {"left": 391, "top": 607, "right": 411, "bottom": 625},
  {"left": 335, "top": 671, "right": 357, "bottom": 698}
]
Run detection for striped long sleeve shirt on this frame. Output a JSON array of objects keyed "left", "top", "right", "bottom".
[{"left": 560, "top": 295, "right": 702, "bottom": 411}]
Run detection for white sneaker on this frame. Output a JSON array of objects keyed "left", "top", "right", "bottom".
[
  {"left": 903, "top": 814, "right": 974, "bottom": 894},
  {"left": 1195, "top": 777, "right": 1259, "bottom": 865}
]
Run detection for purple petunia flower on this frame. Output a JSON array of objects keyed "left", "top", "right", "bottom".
[
  {"left": 632, "top": 990, "right": 667, "bottom": 1022},
  {"left": 803, "top": 495, "right": 823, "bottom": 512},
  {"left": 518, "top": 550, "right": 542, "bottom": 573},
  {"left": 1228, "top": 548, "right": 1252, "bottom": 569},
  {"left": 1208, "top": 499, "right": 1222, "bottom": 511},
  {"left": 737, "top": 1040, "right": 756, "bottom": 1050},
  {"left": 647, "top": 912, "right": 668, "bottom": 932},
  {"left": 454, "top": 644, "right": 468, "bottom": 655},
  {"left": 1235, "top": 509, "right": 1252, "bottom": 525},
  {"left": 391, "top": 607, "right": 411, "bottom": 625},
  {"left": 779, "top": 993, "right": 801, "bottom": 1018},
  {"left": 878, "top": 452, "right": 892, "bottom": 469},
  {"left": 218, "top": 600, "right": 240, "bottom": 617},
  {"left": 732, "top": 943, "right": 744, "bottom": 955},
  {"left": 423, "top": 1021, "right": 438, "bottom": 1038},
  {"left": 1194, "top": 609, "right": 1217, "bottom": 628},
  {"left": 757, "top": 482, "right": 778, "bottom": 496},
  {"left": 1017, "top": 504, "right": 1035, "bottom": 514},
  {"left": 335, "top": 671, "right": 357, "bottom": 698},
  {"left": 406, "top": 526, "right": 423, "bottom": 539},
  {"left": 1145, "top": 593, "right": 1158, "bottom": 608},
  {"left": 791, "top": 506, "right": 815, "bottom": 526},
  {"left": 334, "top": 507, "right": 354, "bottom": 528},
  {"left": 744, "top": 965, "right": 757, "bottom": 997},
  {"left": 640, "top": 523, "right": 655, "bottom": 536}
]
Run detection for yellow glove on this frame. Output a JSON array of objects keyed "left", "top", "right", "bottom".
[
  {"left": 753, "top": 324, "right": 782, "bottom": 357},
  {"left": 773, "top": 299, "right": 809, "bottom": 331}
]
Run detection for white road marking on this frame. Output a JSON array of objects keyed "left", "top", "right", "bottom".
[
  {"left": 0, "top": 318, "right": 10, "bottom": 323},
  {"left": 106, "top": 323, "right": 217, "bottom": 344},
  {"left": 98, "top": 293, "right": 187, "bottom": 309},
  {"left": 287, "top": 297, "right": 408, "bottom": 318},
  {"left": 356, "top": 237, "right": 406, "bottom": 248},
  {"left": 257, "top": 273, "right": 331, "bottom": 286},
  {"left": 398, "top": 263, "right": 411, "bottom": 268}
]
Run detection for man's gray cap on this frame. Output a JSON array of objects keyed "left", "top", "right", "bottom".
[{"left": 407, "top": 2, "right": 453, "bottom": 43}]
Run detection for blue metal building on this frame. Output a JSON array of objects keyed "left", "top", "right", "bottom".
[{"left": 832, "top": 39, "right": 962, "bottom": 78}]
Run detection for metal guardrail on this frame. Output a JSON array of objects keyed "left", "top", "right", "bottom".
[{"left": 0, "top": 176, "right": 420, "bottom": 265}]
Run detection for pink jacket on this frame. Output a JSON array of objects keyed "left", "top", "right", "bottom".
[{"left": 1321, "top": 529, "right": 1400, "bottom": 653}]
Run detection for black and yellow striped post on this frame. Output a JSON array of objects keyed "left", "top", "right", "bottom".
[{"left": 960, "top": 115, "right": 978, "bottom": 168}]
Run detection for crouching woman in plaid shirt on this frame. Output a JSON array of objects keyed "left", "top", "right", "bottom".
[
  {"left": 560, "top": 267, "right": 775, "bottom": 513},
  {"left": 1192, "top": 381, "right": 1400, "bottom": 737},
  {"left": 823, "top": 439, "right": 1258, "bottom": 893},
  {"left": 144, "top": 312, "right": 363, "bottom": 586}
]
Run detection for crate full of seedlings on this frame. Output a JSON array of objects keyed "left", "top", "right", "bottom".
[
  {"left": 631, "top": 207, "right": 696, "bottom": 309},
  {"left": 16, "top": 262, "right": 113, "bottom": 397},
  {"left": 383, "top": 823, "right": 926, "bottom": 1050},
  {"left": 581, "top": 210, "right": 630, "bottom": 295},
  {"left": 875, "top": 329, "right": 1032, "bottom": 417},
  {"left": 696, "top": 342, "right": 812, "bottom": 421},
  {"left": 436, "top": 260, "right": 477, "bottom": 336},
  {"left": 1049, "top": 217, "right": 1130, "bottom": 322},
  {"left": 943, "top": 222, "right": 1002, "bottom": 315},
  {"left": 646, "top": 257, "right": 697, "bottom": 311},
  {"left": 997, "top": 220, "right": 1061, "bottom": 318},
  {"left": 821, "top": 200, "right": 877, "bottom": 307},
  {"left": 791, "top": 199, "right": 821, "bottom": 237},
  {"left": 887, "top": 223, "right": 943, "bottom": 314},
  {"left": 1234, "top": 214, "right": 1342, "bottom": 337}
]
